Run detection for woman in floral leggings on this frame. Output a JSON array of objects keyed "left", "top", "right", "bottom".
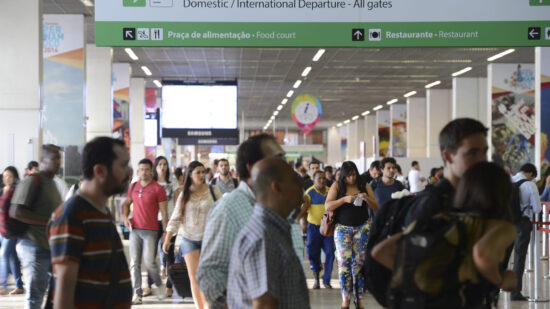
[{"left": 326, "top": 161, "right": 378, "bottom": 309}]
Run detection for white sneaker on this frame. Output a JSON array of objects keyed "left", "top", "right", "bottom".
[
  {"left": 154, "top": 283, "right": 166, "bottom": 300},
  {"left": 132, "top": 294, "right": 142, "bottom": 305}
]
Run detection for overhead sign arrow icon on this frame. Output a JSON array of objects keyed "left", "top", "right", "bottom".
[
  {"left": 352, "top": 28, "right": 364, "bottom": 41},
  {"left": 125, "top": 30, "right": 134, "bottom": 39},
  {"left": 354, "top": 30, "right": 363, "bottom": 40},
  {"left": 528, "top": 27, "right": 541, "bottom": 40},
  {"left": 123, "top": 28, "right": 136, "bottom": 40}
]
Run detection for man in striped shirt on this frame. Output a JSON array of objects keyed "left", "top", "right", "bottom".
[{"left": 48, "top": 137, "right": 133, "bottom": 308}]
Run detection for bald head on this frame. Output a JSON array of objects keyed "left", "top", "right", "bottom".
[{"left": 251, "top": 157, "right": 303, "bottom": 218}]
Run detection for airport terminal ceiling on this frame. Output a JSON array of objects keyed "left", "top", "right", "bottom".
[{"left": 44, "top": 0, "right": 536, "bottom": 130}]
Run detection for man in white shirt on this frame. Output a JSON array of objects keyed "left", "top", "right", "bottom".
[{"left": 408, "top": 161, "right": 426, "bottom": 193}]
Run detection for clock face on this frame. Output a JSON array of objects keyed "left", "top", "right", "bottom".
[{"left": 295, "top": 101, "right": 318, "bottom": 125}]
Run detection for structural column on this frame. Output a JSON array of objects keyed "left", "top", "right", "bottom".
[
  {"left": 452, "top": 77, "right": 488, "bottom": 126},
  {"left": 327, "top": 126, "right": 341, "bottom": 165},
  {"left": 364, "top": 114, "right": 377, "bottom": 158},
  {"left": 0, "top": 1, "right": 42, "bottom": 172},
  {"left": 86, "top": 44, "right": 113, "bottom": 141},
  {"left": 130, "top": 78, "right": 146, "bottom": 170},
  {"left": 347, "top": 120, "right": 359, "bottom": 161},
  {"left": 407, "top": 97, "right": 427, "bottom": 157},
  {"left": 426, "top": 89, "right": 452, "bottom": 157}
]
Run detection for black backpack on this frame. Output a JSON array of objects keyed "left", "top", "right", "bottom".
[
  {"left": 388, "top": 213, "right": 497, "bottom": 309},
  {"left": 210, "top": 177, "right": 238, "bottom": 188},
  {"left": 363, "top": 194, "right": 418, "bottom": 307},
  {"left": 510, "top": 179, "right": 528, "bottom": 224}
]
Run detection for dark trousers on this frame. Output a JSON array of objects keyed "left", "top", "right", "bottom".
[
  {"left": 513, "top": 217, "right": 532, "bottom": 296},
  {"left": 306, "top": 223, "right": 335, "bottom": 284}
]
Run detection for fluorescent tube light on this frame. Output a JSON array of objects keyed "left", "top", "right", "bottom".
[
  {"left": 276, "top": 105, "right": 283, "bottom": 111},
  {"left": 352, "top": 115, "right": 359, "bottom": 121},
  {"left": 403, "top": 91, "right": 417, "bottom": 98},
  {"left": 452, "top": 67, "right": 472, "bottom": 77},
  {"left": 302, "top": 67, "right": 312, "bottom": 77},
  {"left": 124, "top": 48, "right": 138, "bottom": 61},
  {"left": 80, "top": 0, "right": 93, "bottom": 6},
  {"left": 153, "top": 80, "right": 162, "bottom": 88},
  {"left": 336, "top": 123, "right": 343, "bottom": 127},
  {"left": 487, "top": 49, "right": 515, "bottom": 62},
  {"left": 281, "top": 98, "right": 288, "bottom": 105},
  {"left": 141, "top": 66, "right": 152, "bottom": 76},
  {"left": 273, "top": 111, "right": 279, "bottom": 116},
  {"left": 286, "top": 90, "right": 294, "bottom": 97},
  {"left": 361, "top": 111, "right": 370, "bottom": 116},
  {"left": 343, "top": 119, "right": 351, "bottom": 124},
  {"left": 386, "top": 99, "right": 398, "bottom": 105},
  {"left": 312, "top": 49, "right": 325, "bottom": 62},
  {"left": 425, "top": 81, "right": 441, "bottom": 89},
  {"left": 373, "top": 105, "right": 383, "bottom": 111},
  {"left": 293, "top": 80, "right": 302, "bottom": 88}
]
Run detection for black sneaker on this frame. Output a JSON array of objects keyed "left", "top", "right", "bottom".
[
  {"left": 323, "top": 282, "right": 332, "bottom": 289},
  {"left": 510, "top": 293, "right": 529, "bottom": 301}
]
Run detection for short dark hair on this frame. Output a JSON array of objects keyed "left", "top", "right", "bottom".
[
  {"left": 213, "top": 159, "right": 220, "bottom": 166},
  {"left": 26, "top": 161, "right": 39, "bottom": 171},
  {"left": 294, "top": 161, "right": 303, "bottom": 169},
  {"left": 41, "top": 144, "right": 61, "bottom": 159},
  {"left": 174, "top": 167, "right": 184, "bottom": 179},
  {"left": 369, "top": 160, "right": 380, "bottom": 171},
  {"left": 138, "top": 158, "right": 153, "bottom": 168},
  {"left": 82, "top": 137, "right": 125, "bottom": 180},
  {"left": 454, "top": 162, "right": 512, "bottom": 221},
  {"left": 396, "top": 164, "right": 402, "bottom": 174},
  {"left": 324, "top": 165, "right": 333, "bottom": 173},
  {"left": 308, "top": 160, "right": 321, "bottom": 167},
  {"left": 219, "top": 158, "right": 229, "bottom": 164},
  {"left": 520, "top": 163, "right": 537, "bottom": 178},
  {"left": 236, "top": 134, "right": 276, "bottom": 180},
  {"left": 313, "top": 170, "right": 324, "bottom": 178},
  {"left": 439, "top": 118, "right": 488, "bottom": 155},
  {"left": 380, "top": 157, "right": 396, "bottom": 169},
  {"left": 411, "top": 161, "right": 419, "bottom": 167}
]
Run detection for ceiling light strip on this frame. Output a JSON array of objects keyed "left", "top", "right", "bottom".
[
  {"left": 425, "top": 81, "right": 441, "bottom": 89},
  {"left": 124, "top": 48, "right": 138, "bottom": 61},
  {"left": 487, "top": 49, "right": 515, "bottom": 62},
  {"left": 141, "top": 66, "right": 152, "bottom": 76},
  {"left": 312, "top": 49, "right": 325, "bottom": 62},
  {"left": 386, "top": 99, "right": 398, "bottom": 105},
  {"left": 403, "top": 91, "right": 417, "bottom": 98},
  {"left": 301, "top": 67, "right": 312, "bottom": 77},
  {"left": 451, "top": 67, "right": 472, "bottom": 77},
  {"left": 373, "top": 105, "right": 383, "bottom": 111}
]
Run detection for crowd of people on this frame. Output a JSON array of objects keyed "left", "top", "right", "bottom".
[{"left": 0, "top": 117, "right": 548, "bottom": 308}]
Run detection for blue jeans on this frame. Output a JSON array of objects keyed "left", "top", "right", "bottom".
[
  {"left": 306, "top": 223, "right": 335, "bottom": 284},
  {"left": 16, "top": 239, "right": 51, "bottom": 309},
  {"left": 0, "top": 236, "right": 23, "bottom": 289}
]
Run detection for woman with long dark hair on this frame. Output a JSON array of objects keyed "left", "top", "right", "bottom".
[
  {"left": 372, "top": 162, "right": 517, "bottom": 308},
  {"left": 0, "top": 166, "right": 24, "bottom": 295},
  {"left": 163, "top": 161, "right": 221, "bottom": 309},
  {"left": 325, "top": 161, "right": 378, "bottom": 309}
]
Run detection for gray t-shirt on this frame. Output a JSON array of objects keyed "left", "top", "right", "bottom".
[{"left": 12, "top": 172, "right": 62, "bottom": 249}]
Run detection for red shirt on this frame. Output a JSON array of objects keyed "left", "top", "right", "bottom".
[{"left": 128, "top": 180, "right": 167, "bottom": 231}]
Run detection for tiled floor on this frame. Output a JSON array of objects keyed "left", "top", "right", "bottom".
[{"left": 0, "top": 272, "right": 549, "bottom": 308}]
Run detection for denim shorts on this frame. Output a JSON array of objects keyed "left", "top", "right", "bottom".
[{"left": 180, "top": 237, "right": 202, "bottom": 256}]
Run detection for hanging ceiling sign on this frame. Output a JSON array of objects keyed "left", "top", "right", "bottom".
[
  {"left": 291, "top": 94, "right": 322, "bottom": 134},
  {"left": 95, "top": 0, "right": 550, "bottom": 47}
]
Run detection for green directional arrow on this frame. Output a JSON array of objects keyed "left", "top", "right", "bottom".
[{"left": 123, "top": 0, "right": 146, "bottom": 7}]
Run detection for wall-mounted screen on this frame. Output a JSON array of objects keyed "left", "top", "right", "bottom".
[{"left": 162, "top": 84, "right": 237, "bottom": 130}]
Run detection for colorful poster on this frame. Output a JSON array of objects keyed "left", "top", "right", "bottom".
[
  {"left": 491, "top": 63, "right": 536, "bottom": 174},
  {"left": 112, "top": 63, "right": 131, "bottom": 151},
  {"left": 146, "top": 88, "right": 158, "bottom": 113},
  {"left": 378, "top": 110, "right": 390, "bottom": 157},
  {"left": 340, "top": 138, "right": 347, "bottom": 162},
  {"left": 391, "top": 104, "right": 407, "bottom": 157},
  {"left": 540, "top": 48, "right": 550, "bottom": 176},
  {"left": 43, "top": 14, "right": 85, "bottom": 178}
]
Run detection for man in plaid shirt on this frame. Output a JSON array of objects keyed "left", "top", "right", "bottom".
[{"left": 227, "top": 158, "right": 309, "bottom": 308}]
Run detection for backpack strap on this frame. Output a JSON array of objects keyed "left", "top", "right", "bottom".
[
  {"left": 209, "top": 185, "right": 217, "bottom": 202},
  {"left": 28, "top": 174, "right": 42, "bottom": 210},
  {"left": 232, "top": 178, "right": 239, "bottom": 188}
]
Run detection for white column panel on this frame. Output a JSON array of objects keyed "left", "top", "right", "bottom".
[
  {"left": 407, "top": 97, "right": 427, "bottom": 157},
  {"left": 364, "top": 114, "right": 377, "bottom": 158},
  {"left": 426, "top": 89, "right": 452, "bottom": 158},
  {"left": 452, "top": 77, "right": 488, "bottom": 126},
  {"left": 130, "top": 78, "right": 146, "bottom": 170},
  {"left": 86, "top": 44, "right": 113, "bottom": 141},
  {"left": 327, "top": 127, "right": 341, "bottom": 165},
  {"left": 0, "top": 0, "right": 42, "bottom": 172},
  {"left": 347, "top": 121, "right": 359, "bottom": 160}
]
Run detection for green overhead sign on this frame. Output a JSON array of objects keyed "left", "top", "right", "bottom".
[{"left": 95, "top": 0, "right": 550, "bottom": 47}]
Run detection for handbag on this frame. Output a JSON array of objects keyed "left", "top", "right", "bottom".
[{"left": 320, "top": 211, "right": 335, "bottom": 237}]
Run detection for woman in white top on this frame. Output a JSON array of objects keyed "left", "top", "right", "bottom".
[{"left": 163, "top": 161, "right": 221, "bottom": 309}]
